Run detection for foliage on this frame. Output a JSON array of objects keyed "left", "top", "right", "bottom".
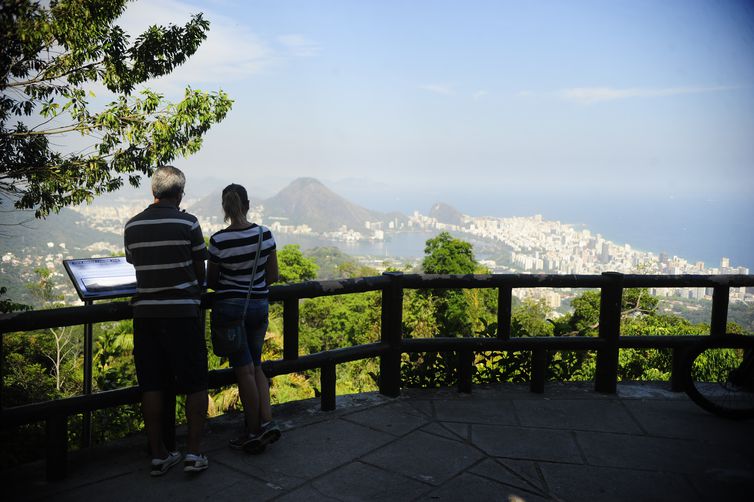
[
  {"left": 689, "top": 347, "right": 743, "bottom": 383},
  {"left": 471, "top": 302, "right": 556, "bottom": 385},
  {"left": 402, "top": 233, "right": 499, "bottom": 386},
  {"left": 276, "top": 244, "right": 319, "bottom": 283},
  {"left": 299, "top": 292, "right": 381, "bottom": 354},
  {"left": 334, "top": 261, "right": 379, "bottom": 279},
  {"left": 422, "top": 232, "right": 476, "bottom": 275},
  {"left": 420, "top": 232, "right": 481, "bottom": 337},
  {"left": 0, "top": 286, "right": 30, "bottom": 313},
  {"left": 402, "top": 290, "right": 439, "bottom": 339},
  {"left": 304, "top": 246, "right": 353, "bottom": 279},
  {"left": 511, "top": 298, "right": 553, "bottom": 337},
  {"left": 1, "top": 0, "right": 233, "bottom": 217}
]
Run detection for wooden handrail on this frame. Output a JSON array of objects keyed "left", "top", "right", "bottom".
[{"left": 1, "top": 272, "right": 752, "bottom": 481}]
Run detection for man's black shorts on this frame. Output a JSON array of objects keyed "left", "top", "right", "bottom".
[{"left": 133, "top": 317, "right": 208, "bottom": 394}]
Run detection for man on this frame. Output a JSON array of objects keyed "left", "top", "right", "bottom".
[{"left": 124, "top": 165, "right": 209, "bottom": 476}]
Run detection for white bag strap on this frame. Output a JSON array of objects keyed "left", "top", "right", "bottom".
[{"left": 241, "top": 225, "right": 264, "bottom": 321}]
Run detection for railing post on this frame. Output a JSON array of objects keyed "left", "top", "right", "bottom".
[
  {"left": 45, "top": 413, "right": 68, "bottom": 482},
  {"left": 710, "top": 286, "right": 729, "bottom": 337},
  {"left": 321, "top": 363, "right": 336, "bottom": 411},
  {"left": 81, "top": 300, "right": 93, "bottom": 448},
  {"left": 670, "top": 347, "right": 686, "bottom": 392},
  {"left": 530, "top": 348, "right": 546, "bottom": 393},
  {"left": 283, "top": 298, "right": 300, "bottom": 360},
  {"left": 379, "top": 272, "right": 403, "bottom": 397},
  {"left": 595, "top": 272, "right": 623, "bottom": 394},
  {"left": 497, "top": 286, "right": 512, "bottom": 339},
  {"left": 458, "top": 350, "right": 473, "bottom": 394}
]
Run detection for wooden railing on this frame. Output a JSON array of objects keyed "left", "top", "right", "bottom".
[{"left": 1, "top": 272, "right": 752, "bottom": 480}]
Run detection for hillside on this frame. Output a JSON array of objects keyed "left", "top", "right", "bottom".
[
  {"left": 263, "top": 178, "right": 386, "bottom": 232},
  {"left": 429, "top": 202, "right": 464, "bottom": 226}
]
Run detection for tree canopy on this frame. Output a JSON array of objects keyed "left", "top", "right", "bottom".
[
  {"left": 277, "top": 244, "right": 319, "bottom": 284},
  {"left": 1, "top": 0, "right": 233, "bottom": 216},
  {"left": 422, "top": 232, "right": 476, "bottom": 275}
]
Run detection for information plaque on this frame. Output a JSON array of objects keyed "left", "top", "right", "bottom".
[{"left": 63, "top": 257, "right": 137, "bottom": 301}]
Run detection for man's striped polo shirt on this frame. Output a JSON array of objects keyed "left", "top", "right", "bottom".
[{"left": 124, "top": 202, "right": 208, "bottom": 318}]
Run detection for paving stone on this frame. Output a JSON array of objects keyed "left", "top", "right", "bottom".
[
  {"left": 344, "top": 401, "right": 429, "bottom": 436},
  {"left": 420, "top": 422, "right": 465, "bottom": 441},
  {"left": 362, "top": 430, "right": 484, "bottom": 486},
  {"left": 468, "top": 457, "right": 547, "bottom": 495},
  {"left": 616, "top": 382, "right": 686, "bottom": 400},
  {"left": 532, "top": 381, "right": 618, "bottom": 400},
  {"left": 438, "top": 421, "right": 469, "bottom": 441},
  {"left": 401, "top": 387, "right": 464, "bottom": 400},
  {"left": 471, "top": 424, "right": 583, "bottom": 463},
  {"left": 401, "top": 398, "right": 434, "bottom": 418},
  {"left": 420, "top": 472, "right": 551, "bottom": 502},
  {"left": 7, "top": 382, "right": 752, "bottom": 502},
  {"left": 623, "top": 399, "right": 754, "bottom": 451},
  {"left": 514, "top": 398, "right": 642, "bottom": 433},
  {"left": 277, "top": 461, "right": 431, "bottom": 501},
  {"left": 539, "top": 462, "right": 700, "bottom": 502},
  {"left": 212, "top": 418, "right": 394, "bottom": 489},
  {"left": 575, "top": 430, "right": 754, "bottom": 474},
  {"left": 690, "top": 466, "right": 754, "bottom": 502},
  {"left": 471, "top": 383, "right": 547, "bottom": 400},
  {"left": 433, "top": 399, "right": 518, "bottom": 425},
  {"left": 51, "top": 461, "right": 280, "bottom": 502},
  {"left": 497, "top": 458, "right": 548, "bottom": 492}
]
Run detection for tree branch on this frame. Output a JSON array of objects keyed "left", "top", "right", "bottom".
[
  {"left": 7, "top": 60, "right": 104, "bottom": 88},
  {"left": 9, "top": 123, "right": 86, "bottom": 136}
]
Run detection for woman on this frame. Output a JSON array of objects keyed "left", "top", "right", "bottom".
[{"left": 207, "top": 183, "right": 281, "bottom": 452}]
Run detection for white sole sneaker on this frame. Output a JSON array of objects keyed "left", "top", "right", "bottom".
[
  {"left": 150, "top": 451, "right": 181, "bottom": 476},
  {"left": 183, "top": 453, "right": 209, "bottom": 473}
]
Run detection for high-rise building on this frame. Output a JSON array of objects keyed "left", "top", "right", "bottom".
[{"left": 721, "top": 257, "right": 730, "bottom": 269}]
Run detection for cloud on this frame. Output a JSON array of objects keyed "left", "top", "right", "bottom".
[
  {"left": 560, "top": 85, "right": 736, "bottom": 104},
  {"left": 115, "top": 4, "right": 322, "bottom": 96},
  {"left": 473, "top": 90, "right": 488, "bottom": 100},
  {"left": 277, "top": 34, "right": 321, "bottom": 57},
  {"left": 115, "top": 0, "right": 275, "bottom": 94},
  {"left": 419, "top": 83, "right": 454, "bottom": 95}
]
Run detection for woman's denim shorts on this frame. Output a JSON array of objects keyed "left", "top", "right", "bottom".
[{"left": 211, "top": 298, "right": 269, "bottom": 368}]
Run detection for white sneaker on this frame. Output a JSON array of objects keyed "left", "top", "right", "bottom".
[
  {"left": 150, "top": 451, "right": 181, "bottom": 476},
  {"left": 183, "top": 453, "right": 209, "bottom": 473}
]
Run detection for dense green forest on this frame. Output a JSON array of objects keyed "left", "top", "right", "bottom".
[{"left": 1, "top": 232, "right": 749, "bottom": 467}]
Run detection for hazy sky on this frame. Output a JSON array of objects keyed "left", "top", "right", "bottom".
[{"left": 113, "top": 0, "right": 754, "bottom": 200}]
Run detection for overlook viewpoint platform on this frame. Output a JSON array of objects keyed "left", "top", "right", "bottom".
[
  {"left": 3, "top": 273, "right": 754, "bottom": 500},
  {"left": 5, "top": 382, "right": 754, "bottom": 502}
]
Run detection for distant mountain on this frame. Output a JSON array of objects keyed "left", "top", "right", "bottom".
[
  {"left": 0, "top": 201, "right": 118, "bottom": 251},
  {"left": 429, "top": 202, "right": 464, "bottom": 226},
  {"left": 263, "top": 178, "right": 388, "bottom": 232}
]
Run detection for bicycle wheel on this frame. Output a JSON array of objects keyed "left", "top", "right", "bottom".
[{"left": 682, "top": 335, "right": 754, "bottom": 420}]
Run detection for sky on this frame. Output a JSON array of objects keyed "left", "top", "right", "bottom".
[
  {"left": 112, "top": 0, "right": 754, "bottom": 200},
  {"left": 46, "top": 0, "right": 754, "bottom": 267}
]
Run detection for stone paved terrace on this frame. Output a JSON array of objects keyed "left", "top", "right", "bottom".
[{"left": 4, "top": 382, "right": 754, "bottom": 501}]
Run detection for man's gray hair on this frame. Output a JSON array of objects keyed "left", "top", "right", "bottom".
[{"left": 151, "top": 165, "right": 186, "bottom": 199}]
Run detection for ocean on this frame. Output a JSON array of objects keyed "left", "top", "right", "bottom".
[{"left": 335, "top": 187, "right": 754, "bottom": 270}]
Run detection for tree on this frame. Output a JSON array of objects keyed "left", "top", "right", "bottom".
[
  {"left": 422, "top": 232, "right": 476, "bottom": 275},
  {"left": 27, "top": 267, "right": 80, "bottom": 392},
  {"left": 421, "top": 232, "right": 479, "bottom": 337},
  {"left": 1, "top": 0, "right": 233, "bottom": 217},
  {"left": 277, "top": 244, "right": 318, "bottom": 283}
]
